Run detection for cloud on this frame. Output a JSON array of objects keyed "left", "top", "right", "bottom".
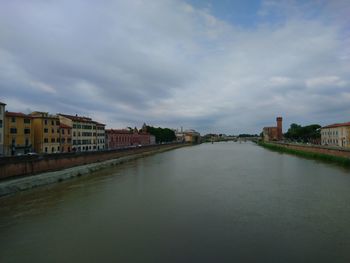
[{"left": 0, "top": 0, "right": 349, "bottom": 133}]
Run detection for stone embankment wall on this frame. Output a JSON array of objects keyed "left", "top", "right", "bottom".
[
  {"left": 273, "top": 142, "right": 350, "bottom": 159},
  {"left": 0, "top": 144, "right": 185, "bottom": 180}
]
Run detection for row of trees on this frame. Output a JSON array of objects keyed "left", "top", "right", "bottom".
[
  {"left": 284, "top": 123, "right": 321, "bottom": 143},
  {"left": 145, "top": 125, "right": 176, "bottom": 143}
]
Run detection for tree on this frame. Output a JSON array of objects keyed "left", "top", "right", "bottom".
[
  {"left": 145, "top": 125, "right": 176, "bottom": 143},
  {"left": 284, "top": 123, "right": 321, "bottom": 143}
]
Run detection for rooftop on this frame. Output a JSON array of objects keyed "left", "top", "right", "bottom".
[
  {"left": 58, "top": 113, "right": 93, "bottom": 123},
  {"left": 6, "top": 112, "right": 31, "bottom": 118},
  {"left": 106, "top": 129, "right": 132, "bottom": 134},
  {"left": 322, "top": 122, "right": 350, "bottom": 129}
]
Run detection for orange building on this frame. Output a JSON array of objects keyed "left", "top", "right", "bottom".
[
  {"left": 263, "top": 117, "right": 283, "bottom": 141},
  {"left": 30, "top": 112, "right": 60, "bottom": 154},
  {"left": 4, "top": 112, "right": 34, "bottom": 156},
  {"left": 59, "top": 123, "right": 72, "bottom": 152}
]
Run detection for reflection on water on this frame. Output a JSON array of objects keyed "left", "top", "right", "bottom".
[{"left": 1, "top": 142, "right": 350, "bottom": 263}]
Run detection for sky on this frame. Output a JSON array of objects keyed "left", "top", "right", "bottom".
[{"left": 0, "top": 0, "right": 349, "bottom": 134}]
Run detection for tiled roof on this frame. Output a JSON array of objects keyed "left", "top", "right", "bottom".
[
  {"left": 94, "top": 121, "right": 106, "bottom": 126},
  {"left": 58, "top": 113, "right": 93, "bottom": 123},
  {"left": 6, "top": 112, "right": 31, "bottom": 118},
  {"left": 106, "top": 129, "right": 132, "bottom": 134},
  {"left": 322, "top": 122, "right": 350, "bottom": 129},
  {"left": 59, "top": 123, "right": 72, "bottom": 129}
]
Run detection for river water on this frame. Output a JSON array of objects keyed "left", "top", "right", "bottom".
[{"left": 1, "top": 142, "right": 350, "bottom": 263}]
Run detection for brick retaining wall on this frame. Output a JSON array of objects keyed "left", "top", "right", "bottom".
[
  {"left": 0, "top": 144, "right": 184, "bottom": 180},
  {"left": 273, "top": 142, "right": 350, "bottom": 159}
]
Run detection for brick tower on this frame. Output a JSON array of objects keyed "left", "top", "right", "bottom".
[{"left": 276, "top": 117, "right": 283, "bottom": 140}]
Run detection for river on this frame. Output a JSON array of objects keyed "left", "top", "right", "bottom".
[{"left": 1, "top": 142, "right": 350, "bottom": 263}]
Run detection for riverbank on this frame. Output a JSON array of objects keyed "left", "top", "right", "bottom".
[
  {"left": 0, "top": 144, "right": 188, "bottom": 197},
  {"left": 258, "top": 141, "right": 350, "bottom": 167}
]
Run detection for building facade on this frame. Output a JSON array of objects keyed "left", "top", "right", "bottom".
[
  {"left": 4, "top": 112, "right": 34, "bottom": 156},
  {"left": 59, "top": 123, "right": 72, "bottom": 153},
  {"left": 263, "top": 117, "right": 283, "bottom": 141},
  {"left": 321, "top": 122, "right": 350, "bottom": 148},
  {"left": 30, "top": 112, "right": 60, "bottom": 154},
  {"left": 106, "top": 129, "right": 133, "bottom": 149},
  {"left": 0, "top": 102, "right": 5, "bottom": 156},
  {"left": 184, "top": 129, "right": 201, "bottom": 144},
  {"left": 59, "top": 114, "right": 105, "bottom": 152},
  {"left": 95, "top": 122, "right": 106, "bottom": 150}
]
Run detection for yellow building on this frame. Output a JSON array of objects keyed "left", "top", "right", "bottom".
[
  {"left": 321, "top": 122, "right": 350, "bottom": 148},
  {"left": 30, "top": 112, "right": 60, "bottom": 154},
  {"left": 4, "top": 112, "right": 34, "bottom": 156}
]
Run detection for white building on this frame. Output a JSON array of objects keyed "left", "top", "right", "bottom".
[
  {"left": 321, "top": 122, "right": 350, "bottom": 148},
  {"left": 95, "top": 122, "right": 106, "bottom": 150},
  {"left": 59, "top": 114, "right": 98, "bottom": 152},
  {"left": 0, "top": 101, "right": 5, "bottom": 156}
]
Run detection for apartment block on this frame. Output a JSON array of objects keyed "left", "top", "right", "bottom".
[
  {"left": 95, "top": 122, "right": 106, "bottom": 150},
  {"left": 30, "top": 112, "right": 60, "bottom": 154},
  {"left": 106, "top": 129, "right": 133, "bottom": 149},
  {"left": 4, "top": 112, "right": 34, "bottom": 156},
  {"left": 59, "top": 123, "right": 72, "bottom": 152},
  {"left": 321, "top": 122, "right": 350, "bottom": 148},
  {"left": 59, "top": 114, "right": 104, "bottom": 152}
]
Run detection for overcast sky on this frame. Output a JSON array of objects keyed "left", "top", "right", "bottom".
[{"left": 0, "top": 0, "right": 349, "bottom": 134}]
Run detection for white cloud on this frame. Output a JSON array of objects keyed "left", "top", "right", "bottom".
[{"left": 0, "top": 0, "right": 349, "bottom": 133}]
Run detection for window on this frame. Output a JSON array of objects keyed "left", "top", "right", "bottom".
[
  {"left": 25, "top": 138, "right": 29, "bottom": 146},
  {"left": 56, "top": 120, "right": 59, "bottom": 125},
  {"left": 62, "top": 129, "right": 65, "bottom": 135},
  {"left": 52, "top": 147, "right": 55, "bottom": 152},
  {"left": 24, "top": 128, "right": 30, "bottom": 134},
  {"left": 73, "top": 131, "right": 76, "bottom": 136},
  {"left": 45, "top": 147, "right": 48, "bottom": 153},
  {"left": 51, "top": 128, "right": 54, "bottom": 133},
  {"left": 0, "top": 120, "right": 2, "bottom": 128},
  {"left": 10, "top": 128, "right": 17, "bottom": 134},
  {"left": 51, "top": 138, "right": 55, "bottom": 143},
  {"left": 44, "top": 119, "right": 48, "bottom": 125},
  {"left": 68, "top": 129, "right": 71, "bottom": 135},
  {"left": 61, "top": 138, "right": 65, "bottom": 143},
  {"left": 11, "top": 117, "right": 16, "bottom": 123},
  {"left": 57, "top": 146, "right": 60, "bottom": 151},
  {"left": 57, "top": 128, "right": 60, "bottom": 133},
  {"left": 44, "top": 138, "right": 48, "bottom": 143},
  {"left": 24, "top": 119, "right": 31, "bottom": 124},
  {"left": 57, "top": 138, "right": 60, "bottom": 143},
  {"left": 51, "top": 120, "right": 54, "bottom": 125},
  {"left": 44, "top": 128, "right": 48, "bottom": 133},
  {"left": 12, "top": 139, "right": 16, "bottom": 145}
]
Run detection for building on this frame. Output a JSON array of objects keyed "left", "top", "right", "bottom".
[
  {"left": 184, "top": 129, "right": 201, "bottom": 144},
  {"left": 59, "top": 114, "right": 97, "bottom": 152},
  {"left": 106, "top": 129, "right": 133, "bottom": 149},
  {"left": 106, "top": 125, "right": 155, "bottom": 150},
  {"left": 30, "top": 112, "right": 60, "bottom": 154},
  {"left": 321, "top": 122, "right": 350, "bottom": 148},
  {"left": 59, "top": 123, "right": 72, "bottom": 152},
  {"left": 263, "top": 117, "right": 283, "bottom": 141},
  {"left": 4, "top": 112, "right": 34, "bottom": 156},
  {"left": 95, "top": 122, "right": 106, "bottom": 150},
  {"left": 0, "top": 102, "right": 5, "bottom": 156}
]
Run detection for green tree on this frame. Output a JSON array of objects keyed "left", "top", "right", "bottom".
[{"left": 284, "top": 123, "right": 321, "bottom": 143}]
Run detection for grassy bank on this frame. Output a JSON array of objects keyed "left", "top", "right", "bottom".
[{"left": 258, "top": 141, "right": 350, "bottom": 167}]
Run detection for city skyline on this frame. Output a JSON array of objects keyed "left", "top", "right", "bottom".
[{"left": 1, "top": 0, "right": 349, "bottom": 134}]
